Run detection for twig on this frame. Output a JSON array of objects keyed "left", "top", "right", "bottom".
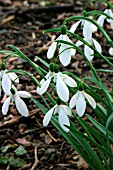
[
  {"left": 46, "top": 129, "right": 57, "bottom": 142},
  {"left": 31, "top": 146, "right": 39, "bottom": 170}
]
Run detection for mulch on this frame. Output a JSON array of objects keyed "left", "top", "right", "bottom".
[{"left": 0, "top": 0, "right": 113, "bottom": 169}]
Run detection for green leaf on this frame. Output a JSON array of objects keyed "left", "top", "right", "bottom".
[
  {"left": 1, "top": 146, "right": 11, "bottom": 153},
  {"left": 0, "top": 156, "right": 8, "bottom": 164},
  {"left": 31, "top": 97, "right": 48, "bottom": 114},
  {"left": 106, "top": 112, "right": 113, "bottom": 132},
  {"left": 8, "top": 157, "right": 26, "bottom": 168},
  {"left": 14, "top": 145, "right": 27, "bottom": 156},
  {"left": 35, "top": 56, "right": 49, "bottom": 68},
  {"left": 87, "top": 114, "right": 113, "bottom": 142},
  {"left": 44, "top": 28, "right": 61, "bottom": 33}
]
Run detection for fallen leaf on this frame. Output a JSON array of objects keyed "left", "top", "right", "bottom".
[{"left": 16, "top": 138, "right": 32, "bottom": 146}]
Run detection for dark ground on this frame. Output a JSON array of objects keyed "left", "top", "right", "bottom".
[{"left": 0, "top": 0, "right": 113, "bottom": 169}]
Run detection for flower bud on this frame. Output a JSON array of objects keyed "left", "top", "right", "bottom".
[
  {"left": 56, "top": 97, "right": 61, "bottom": 105},
  {"left": 10, "top": 88, "right": 16, "bottom": 95},
  {"left": 61, "top": 25, "right": 67, "bottom": 35}
]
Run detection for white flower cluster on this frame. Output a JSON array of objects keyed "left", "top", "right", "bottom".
[
  {"left": 2, "top": 7, "right": 113, "bottom": 133},
  {"left": 0, "top": 65, "right": 31, "bottom": 117},
  {"left": 37, "top": 8, "right": 113, "bottom": 132}
]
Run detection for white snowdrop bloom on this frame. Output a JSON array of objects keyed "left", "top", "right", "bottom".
[
  {"left": 43, "top": 103, "right": 72, "bottom": 132},
  {"left": 97, "top": 9, "right": 113, "bottom": 29},
  {"left": 37, "top": 71, "right": 77, "bottom": 102},
  {"left": 109, "top": 47, "right": 113, "bottom": 55},
  {"left": 2, "top": 87, "right": 31, "bottom": 117},
  {"left": 0, "top": 69, "right": 19, "bottom": 96},
  {"left": 76, "top": 21, "right": 102, "bottom": 61},
  {"left": 69, "top": 90, "right": 96, "bottom": 117},
  {"left": 47, "top": 34, "right": 76, "bottom": 66},
  {"left": 70, "top": 20, "right": 97, "bottom": 34}
]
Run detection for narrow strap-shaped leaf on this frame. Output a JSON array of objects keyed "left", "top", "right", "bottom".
[
  {"left": 87, "top": 114, "right": 113, "bottom": 142},
  {"left": 31, "top": 97, "right": 97, "bottom": 170}
]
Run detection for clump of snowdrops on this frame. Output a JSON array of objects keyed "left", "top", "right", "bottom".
[{"left": 1, "top": 0, "right": 113, "bottom": 169}]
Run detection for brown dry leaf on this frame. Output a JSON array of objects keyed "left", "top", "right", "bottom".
[
  {"left": 76, "top": 156, "right": 89, "bottom": 169},
  {"left": 45, "top": 135, "right": 52, "bottom": 145},
  {"left": 16, "top": 138, "right": 32, "bottom": 146},
  {"left": 110, "top": 0, "right": 113, "bottom": 4},
  {"left": 1, "top": 16, "right": 15, "bottom": 25},
  {"left": 18, "top": 163, "right": 31, "bottom": 170},
  {"left": 71, "top": 61, "right": 82, "bottom": 74}
]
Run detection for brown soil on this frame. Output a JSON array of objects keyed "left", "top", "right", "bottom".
[{"left": 0, "top": 0, "right": 113, "bottom": 170}]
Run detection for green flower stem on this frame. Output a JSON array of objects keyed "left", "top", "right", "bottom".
[
  {"left": 85, "top": 10, "right": 113, "bottom": 20},
  {"left": 64, "top": 16, "right": 113, "bottom": 47},
  {"left": 67, "top": 30, "right": 113, "bottom": 68}
]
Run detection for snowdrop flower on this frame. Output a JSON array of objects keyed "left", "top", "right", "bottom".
[
  {"left": 75, "top": 21, "right": 102, "bottom": 61},
  {"left": 109, "top": 47, "right": 113, "bottom": 55},
  {"left": 70, "top": 19, "right": 97, "bottom": 34},
  {"left": 37, "top": 64, "right": 77, "bottom": 102},
  {"left": 97, "top": 9, "right": 113, "bottom": 29},
  {"left": 47, "top": 25, "right": 76, "bottom": 66},
  {"left": 69, "top": 90, "right": 96, "bottom": 117},
  {"left": 2, "top": 87, "right": 31, "bottom": 117},
  {"left": 43, "top": 98, "right": 72, "bottom": 132},
  {"left": 0, "top": 68, "right": 19, "bottom": 96}
]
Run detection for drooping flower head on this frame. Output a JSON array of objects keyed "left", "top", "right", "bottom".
[
  {"left": 47, "top": 25, "right": 76, "bottom": 66},
  {"left": 75, "top": 21, "right": 102, "bottom": 61},
  {"left": 43, "top": 98, "right": 72, "bottom": 132},
  {"left": 0, "top": 62, "right": 19, "bottom": 96},
  {"left": 37, "top": 63, "right": 77, "bottom": 102},
  {"left": 2, "top": 87, "right": 31, "bottom": 117},
  {"left": 69, "top": 81, "right": 96, "bottom": 117},
  {"left": 97, "top": 9, "right": 113, "bottom": 29},
  {"left": 70, "top": 19, "right": 97, "bottom": 34}
]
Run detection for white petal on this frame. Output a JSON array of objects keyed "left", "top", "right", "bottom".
[
  {"left": 16, "top": 91, "right": 31, "bottom": 98},
  {"left": 84, "top": 45, "right": 94, "bottom": 61},
  {"left": 59, "top": 44, "right": 71, "bottom": 66},
  {"left": 66, "top": 36, "right": 76, "bottom": 56},
  {"left": 69, "top": 91, "right": 79, "bottom": 109},
  {"left": 59, "top": 106, "right": 70, "bottom": 132},
  {"left": 110, "top": 19, "right": 113, "bottom": 29},
  {"left": 90, "top": 23, "right": 97, "bottom": 32},
  {"left": 56, "top": 74, "right": 69, "bottom": 102},
  {"left": 62, "top": 105, "right": 72, "bottom": 116},
  {"left": 97, "top": 15, "right": 106, "bottom": 27},
  {"left": 109, "top": 47, "right": 113, "bottom": 55},
  {"left": 37, "top": 78, "right": 51, "bottom": 95},
  {"left": 43, "top": 106, "right": 55, "bottom": 126},
  {"left": 92, "top": 39, "right": 102, "bottom": 53},
  {"left": 47, "top": 41, "right": 57, "bottom": 59},
  {"left": 76, "top": 91, "right": 86, "bottom": 117},
  {"left": 70, "top": 20, "right": 81, "bottom": 33},
  {"left": 76, "top": 40, "right": 83, "bottom": 47},
  {"left": 83, "top": 21, "right": 92, "bottom": 40},
  {"left": 84, "top": 92, "right": 96, "bottom": 109},
  {"left": 2, "top": 74, "right": 11, "bottom": 96},
  {"left": 2, "top": 96, "right": 11, "bottom": 115},
  {"left": 15, "top": 95, "right": 29, "bottom": 117},
  {"left": 8, "top": 72, "right": 19, "bottom": 83},
  {"left": 62, "top": 74, "right": 77, "bottom": 87}
]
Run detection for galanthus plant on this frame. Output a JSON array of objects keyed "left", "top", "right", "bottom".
[{"left": 1, "top": 0, "right": 113, "bottom": 169}]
